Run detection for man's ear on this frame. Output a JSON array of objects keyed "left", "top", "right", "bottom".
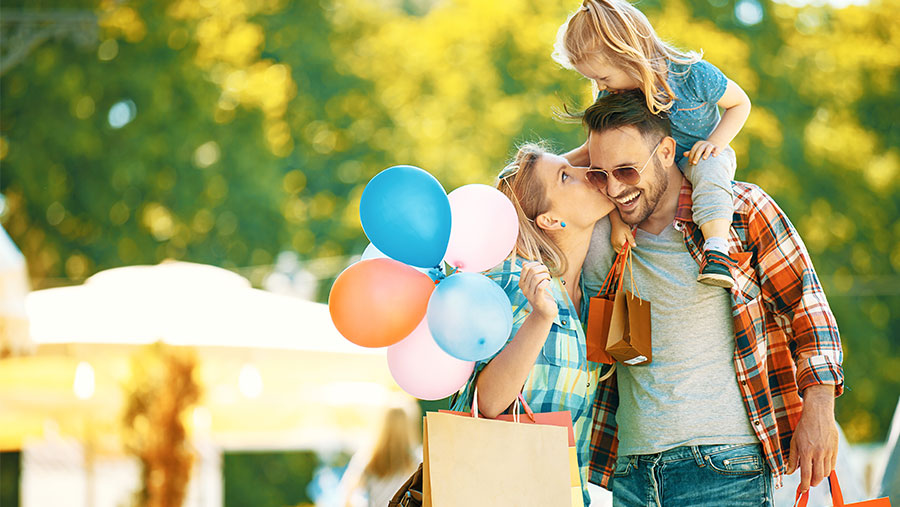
[{"left": 658, "top": 136, "right": 677, "bottom": 166}]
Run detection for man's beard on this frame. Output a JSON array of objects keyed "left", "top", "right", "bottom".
[{"left": 612, "top": 158, "right": 668, "bottom": 226}]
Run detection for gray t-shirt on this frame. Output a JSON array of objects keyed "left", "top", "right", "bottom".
[{"left": 584, "top": 220, "right": 757, "bottom": 455}]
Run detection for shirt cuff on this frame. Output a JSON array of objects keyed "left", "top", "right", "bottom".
[{"left": 796, "top": 355, "right": 844, "bottom": 397}]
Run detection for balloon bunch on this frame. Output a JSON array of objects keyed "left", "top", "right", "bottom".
[{"left": 329, "top": 165, "right": 519, "bottom": 400}]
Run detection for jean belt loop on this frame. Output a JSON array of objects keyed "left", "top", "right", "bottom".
[{"left": 691, "top": 446, "right": 705, "bottom": 467}]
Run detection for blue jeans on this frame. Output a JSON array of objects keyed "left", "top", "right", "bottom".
[{"left": 611, "top": 444, "right": 773, "bottom": 507}]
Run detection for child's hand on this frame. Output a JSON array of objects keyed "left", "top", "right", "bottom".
[
  {"left": 684, "top": 140, "right": 722, "bottom": 165},
  {"left": 610, "top": 214, "right": 636, "bottom": 254},
  {"left": 519, "top": 261, "right": 557, "bottom": 322}
]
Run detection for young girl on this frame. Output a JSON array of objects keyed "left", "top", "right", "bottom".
[
  {"left": 451, "top": 143, "right": 616, "bottom": 506},
  {"left": 554, "top": 0, "right": 752, "bottom": 288}
]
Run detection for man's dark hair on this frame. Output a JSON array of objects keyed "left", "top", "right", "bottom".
[{"left": 582, "top": 90, "right": 671, "bottom": 142}]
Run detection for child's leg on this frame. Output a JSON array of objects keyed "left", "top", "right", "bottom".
[{"left": 679, "top": 147, "right": 738, "bottom": 287}]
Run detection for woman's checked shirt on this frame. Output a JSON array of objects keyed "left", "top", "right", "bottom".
[{"left": 452, "top": 256, "right": 607, "bottom": 506}]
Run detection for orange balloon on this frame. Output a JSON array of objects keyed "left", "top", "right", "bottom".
[{"left": 329, "top": 258, "right": 436, "bottom": 348}]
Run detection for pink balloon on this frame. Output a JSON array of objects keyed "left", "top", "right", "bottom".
[
  {"left": 444, "top": 184, "right": 519, "bottom": 272},
  {"left": 387, "top": 319, "right": 475, "bottom": 400}
]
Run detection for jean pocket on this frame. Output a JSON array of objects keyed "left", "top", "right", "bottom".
[
  {"left": 613, "top": 456, "right": 633, "bottom": 477},
  {"left": 704, "top": 445, "right": 764, "bottom": 476}
]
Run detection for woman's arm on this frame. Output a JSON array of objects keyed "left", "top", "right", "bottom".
[
  {"left": 475, "top": 262, "right": 557, "bottom": 418},
  {"left": 563, "top": 139, "right": 591, "bottom": 168}
]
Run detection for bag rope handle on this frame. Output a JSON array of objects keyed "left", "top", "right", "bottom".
[{"left": 471, "top": 387, "right": 536, "bottom": 423}]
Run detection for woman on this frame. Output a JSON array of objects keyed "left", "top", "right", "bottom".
[
  {"left": 342, "top": 407, "right": 418, "bottom": 507},
  {"left": 451, "top": 142, "right": 615, "bottom": 506}
]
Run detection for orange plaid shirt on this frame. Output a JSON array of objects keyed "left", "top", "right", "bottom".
[{"left": 588, "top": 179, "right": 844, "bottom": 489}]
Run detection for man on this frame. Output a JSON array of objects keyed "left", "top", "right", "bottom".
[{"left": 581, "top": 90, "right": 843, "bottom": 505}]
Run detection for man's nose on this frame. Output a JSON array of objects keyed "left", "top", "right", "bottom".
[{"left": 606, "top": 176, "right": 626, "bottom": 198}]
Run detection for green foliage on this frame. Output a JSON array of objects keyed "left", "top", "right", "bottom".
[
  {"left": 1, "top": 0, "right": 897, "bottom": 441},
  {"left": 223, "top": 451, "right": 318, "bottom": 506},
  {"left": 0, "top": 451, "right": 21, "bottom": 507}
]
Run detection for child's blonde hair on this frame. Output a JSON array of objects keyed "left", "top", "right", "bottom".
[
  {"left": 496, "top": 143, "right": 568, "bottom": 277},
  {"left": 553, "top": 0, "right": 701, "bottom": 115}
]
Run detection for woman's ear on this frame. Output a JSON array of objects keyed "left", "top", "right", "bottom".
[
  {"left": 535, "top": 213, "right": 563, "bottom": 231},
  {"left": 658, "top": 136, "right": 677, "bottom": 166}
]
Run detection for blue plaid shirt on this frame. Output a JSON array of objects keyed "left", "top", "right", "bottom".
[{"left": 451, "top": 256, "right": 607, "bottom": 506}]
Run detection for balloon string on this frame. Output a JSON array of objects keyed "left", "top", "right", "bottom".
[{"left": 484, "top": 271, "right": 520, "bottom": 277}]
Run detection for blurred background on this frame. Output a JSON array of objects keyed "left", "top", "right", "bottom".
[{"left": 0, "top": 0, "right": 897, "bottom": 505}]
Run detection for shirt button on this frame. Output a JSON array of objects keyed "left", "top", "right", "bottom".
[
  {"left": 753, "top": 420, "right": 761, "bottom": 426},
  {"left": 561, "top": 320, "right": 567, "bottom": 326}
]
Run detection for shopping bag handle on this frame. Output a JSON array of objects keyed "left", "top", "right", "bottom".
[
  {"left": 598, "top": 242, "right": 630, "bottom": 296},
  {"left": 792, "top": 470, "right": 845, "bottom": 507},
  {"left": 471, "top": 387, "right": 536, "bottom": 423}
]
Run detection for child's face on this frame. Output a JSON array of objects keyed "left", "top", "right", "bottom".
[{"left": 574, "top": 58, "right": 640, "bottom": 94}]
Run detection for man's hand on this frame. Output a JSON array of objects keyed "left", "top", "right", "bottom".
[{"left": 787, "top": 384, "right": 839, "bottom": 493}]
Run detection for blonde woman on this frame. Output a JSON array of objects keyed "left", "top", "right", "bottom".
[
  {"left": 451, "top": 143, "right": 616, "bottom": 506},
  {"left": 554, "top": 0, "right": 752, "bottom": 289},
  {"left": 343, "top": 407, "right": 418, "bottom": 507}
]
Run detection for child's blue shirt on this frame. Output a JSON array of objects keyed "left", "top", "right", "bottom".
[{"left": 598, "top": 60, "right": 728, "bottom": 163}]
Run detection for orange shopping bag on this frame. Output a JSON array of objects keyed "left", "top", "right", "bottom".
[
  {"left": 605, "top": 244, "right": 652, "bottom": 366},
  {"left": 427, "top": 392, "right": 584, "bottom": 507},
  {"left": 585, "top": 246, "right": 628, "bottom": 364},
  {"left": 793, "top": 470, "right": 891, "bottom": 507}
]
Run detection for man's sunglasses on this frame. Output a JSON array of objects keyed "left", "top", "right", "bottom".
[{"left": 586, "top": 140, "right": 662, "bottom": 188}]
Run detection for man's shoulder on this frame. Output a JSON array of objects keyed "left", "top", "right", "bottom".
[{"left": 731, "top": 181, "right": 780, "bottom": 217}]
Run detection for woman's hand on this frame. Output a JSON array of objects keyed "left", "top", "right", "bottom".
[
  {"left": 519, "top": 262, "right": 557, "bottom": 322},
  {"left": 609, "top": 212, "right": 636, "bottom": 254}
]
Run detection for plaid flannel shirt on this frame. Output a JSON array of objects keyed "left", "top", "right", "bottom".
[{"left": 588, "top": 179, "right": 844, "bottom": 489}]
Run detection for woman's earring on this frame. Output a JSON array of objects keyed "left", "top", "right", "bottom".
[{"left": 561, "top": 222, "right": 567, "bottom": 228}]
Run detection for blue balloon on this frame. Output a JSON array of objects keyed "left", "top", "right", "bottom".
[
  {"left": 427, "top": 273, "right": 513, "bottom": 362},
  {"left": 360, "top": 165, "right": 451, "bottom": 269}
]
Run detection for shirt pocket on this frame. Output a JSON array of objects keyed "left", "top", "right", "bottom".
[{"left": 540, "top": 324, "right": 583, "bottom": 369}]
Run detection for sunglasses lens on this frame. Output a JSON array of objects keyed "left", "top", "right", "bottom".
[
  {"left": 614, "top": 167, "right": 641, "bottom": 185},
  {"left": 586, "top": 171, "right": 608, "bottom": 187}
]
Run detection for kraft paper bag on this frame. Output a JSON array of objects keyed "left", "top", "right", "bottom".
[
  {"left": 605, "top": 245, "right": 652, "bottom": 366},
  {"left": 422, "top": 411, "right": 574, "bottom": 507},
  {"left": 440, "top": 404, "right": 584, "bottom": 507}
]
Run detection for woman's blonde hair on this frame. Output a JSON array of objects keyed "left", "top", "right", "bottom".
[
  {"left": 552, "top": 0, "right": 701, "bottom": 115},
  {"left": 362, "top": 408, "right": 415, "bottom": 479},
  {"left": 497, "top": 143, "right": 568, "bottom": 277}
]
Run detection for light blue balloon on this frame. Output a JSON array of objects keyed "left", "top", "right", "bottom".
[
  {"left": 427, "top": 273, "right": 513, "bottom": 362},
  {"left": 360, "top": 165, "right": 451, "bottom": 269}
]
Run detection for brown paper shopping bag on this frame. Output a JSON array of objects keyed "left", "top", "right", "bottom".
[
  {"left": 423, "top": 394, "right": 575, "bottom": 507},
  {"left": 605, "top": 245, "right": 652, "bottom": 366},
  {"left": 438, "top": 393, "right": 584, "bottom": 507},
  {"left": 586, "top": 247, "right": 628, "bottom": 364}
]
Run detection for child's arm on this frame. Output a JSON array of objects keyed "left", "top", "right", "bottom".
[
  {"left": 563, "top": 139, "right": 591, "bottom": 167},
  {"left": 685, "top": 79, "right": 752, "bottom": 165},
  {"left": 609, "top": 210, "right": 635, "bottom": 253}
]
